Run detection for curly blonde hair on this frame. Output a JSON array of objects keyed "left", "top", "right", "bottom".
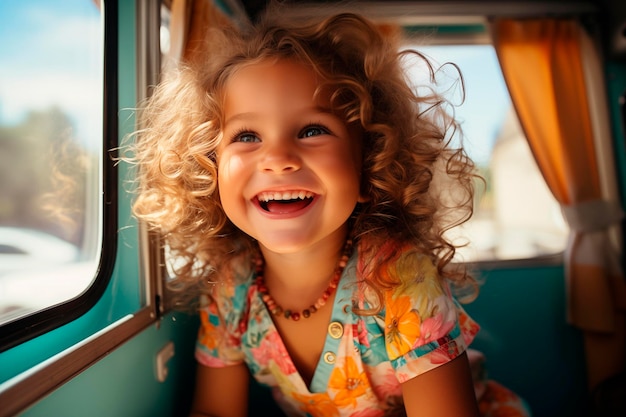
[{"left": 127, "top": 11, "right": 479, "bottom": 310}]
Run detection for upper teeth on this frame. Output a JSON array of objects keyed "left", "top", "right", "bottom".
[{"left": 257, "top": 191, "right": 314, "bottom": 202}]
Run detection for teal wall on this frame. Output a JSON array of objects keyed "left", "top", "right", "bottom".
[
  {"left": 19, "top": 313, "right": 198, "bottom": 417},
  {"left": 466, "top": 264, "right": 587, "bottom": 417}
]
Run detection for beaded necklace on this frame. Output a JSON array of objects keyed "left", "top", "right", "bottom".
[{"left": 255, "top": 239, "right": 353, "bottom": 321}]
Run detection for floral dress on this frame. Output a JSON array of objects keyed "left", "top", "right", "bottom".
[{"left": 196, "top": 245, "right": 480, "bottom": 417}]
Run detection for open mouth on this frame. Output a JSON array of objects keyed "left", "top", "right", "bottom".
[{"left": 256, "top": 191, "right": 315, "bottom": 214}]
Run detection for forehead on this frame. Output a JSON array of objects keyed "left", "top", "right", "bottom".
[
  {"left": 221, "top": 59, "right": 332, "bottom": 115},
  {"left": 229, "top": 58, "right": 317, "bottom": 83}
]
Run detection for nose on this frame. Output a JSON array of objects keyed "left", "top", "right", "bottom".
[{"left": 258, "top": 141, "right": 302, "bottom": 174}]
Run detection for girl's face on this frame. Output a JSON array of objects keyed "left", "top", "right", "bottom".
[{"left": 217, "top": 59, "right": 364, "bottom": 255}]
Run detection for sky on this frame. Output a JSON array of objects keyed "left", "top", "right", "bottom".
[{"left": 0, "top": 0, "right": 102, "bottom": 145}]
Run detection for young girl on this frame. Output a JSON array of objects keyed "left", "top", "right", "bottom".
[{"left": 131, "top": 9, "right": 483, "bottom": 417}]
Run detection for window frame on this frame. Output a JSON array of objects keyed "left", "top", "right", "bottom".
[{"left": 0, "top": 0, "right": 117, "bottom": 353}]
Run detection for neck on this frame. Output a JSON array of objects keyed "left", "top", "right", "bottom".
[
  {"left": 259, "top": 230, "right": 349, "bottom": 305},
  {"left": 261, "top": 229, "right": 347, "bottom": 294}
]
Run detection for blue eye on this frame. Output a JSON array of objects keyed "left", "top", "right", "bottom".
[
  {"left": 232, "top": 131, "right": 260, "bottom": 143},
  {"left": 300, "top": 125, "right": 329, "bottom": 138}
]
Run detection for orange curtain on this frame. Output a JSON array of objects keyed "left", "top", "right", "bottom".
[{"left": 491, "top": 18, "right": 625, "bottom": 389}]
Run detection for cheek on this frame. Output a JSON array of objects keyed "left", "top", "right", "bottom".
[
  {"left": 330, "top": 160, "right": 363, "bottom": 204},
  {"left": 217, "top": 154, "right": 249, "bottom": 220},
  {"left": 217, "top": 154, "right": 246, "bottom": 189}
]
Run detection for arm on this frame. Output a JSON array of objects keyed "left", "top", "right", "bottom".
[
  {"left": 189, "top": 363, "right": 250, "bottom": 417},
  {"left": 401, "top": 351, "right": 480, "bottom": 417}
]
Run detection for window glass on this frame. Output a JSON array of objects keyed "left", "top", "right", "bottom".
[
  {"left": 405, "top": 44, "right": 568, "bottom": 262},
  {"left": 0, "top": 1, "right": 103, "bottom": 325}
]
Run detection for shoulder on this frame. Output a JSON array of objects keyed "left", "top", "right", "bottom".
[
  {"left": 379, "top": 247, "right": 457, "bottom": 355},
  {"left": 386, "top": 246, "right": 441, "bottom": 290},
  {"left": 208, "top": 262, "right": 255, "bottom": 314},
  {"left": 198, "top": 259, "right": 256, "bottom": 333},
  {"left": 355, "top": 241, "right": 480, "bottom": 375},
  {"left": 357, "top": 239, "right": 443, "bottom": 298},
  {"left": 196, "top": 263, "right": 256, "bottom": 366},
  {"left": 357, "top": 238, "right": 436, "bottom": 276}
]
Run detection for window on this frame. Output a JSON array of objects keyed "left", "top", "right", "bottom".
[
  {"left": 0, "top": 1, "right": 103, "bottom": 326},
  {"left": 404, "top": 44, "right": 568, "bottom": 262}
]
